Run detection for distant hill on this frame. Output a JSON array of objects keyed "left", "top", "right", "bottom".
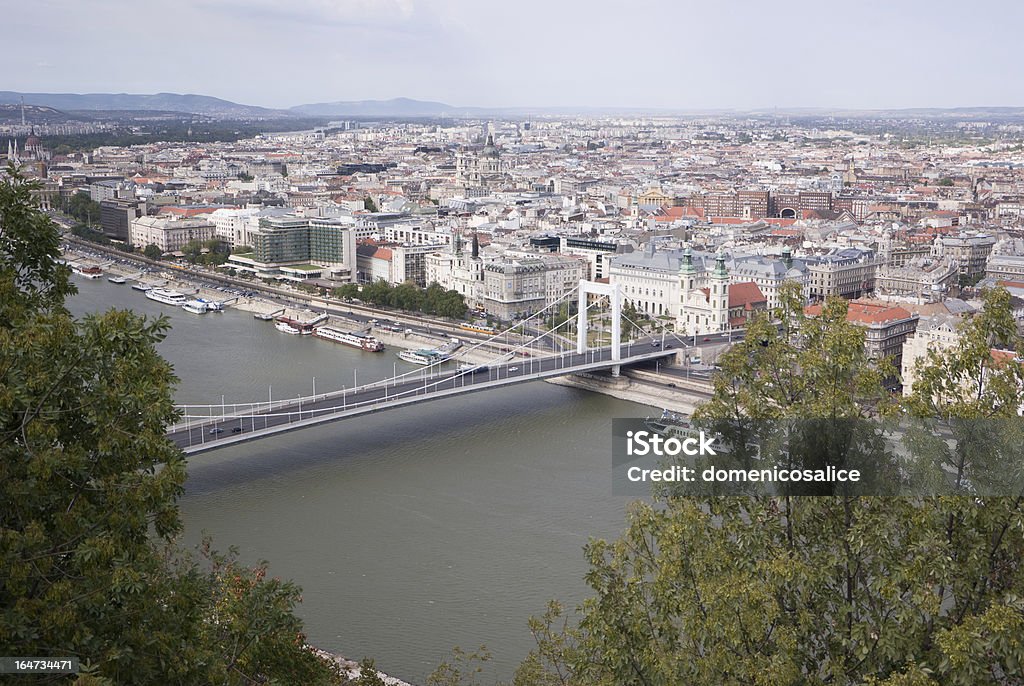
[
  {"left": 0, "top": 92, "right": 289, "bottom": 118},
  {"left": 4, "top": 91, "right": 1024, "bottom": 122},
  {"left": 0, "top": 103, "right": 79, "bottom": 125},
  {"left": 290, "top": 97, "right": 460, "bottom": 117}
]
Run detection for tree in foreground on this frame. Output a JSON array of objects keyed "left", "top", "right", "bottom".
[
  {"left": 0, "top": 167, "right": 344, "bottom": 684},
  {"left": 506, "top": 285, "right": 1024, "bottom": 686}
]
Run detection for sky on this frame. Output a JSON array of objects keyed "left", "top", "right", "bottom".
[{"left": 5, "top": 0, "right": 1024, "bottom": 111}]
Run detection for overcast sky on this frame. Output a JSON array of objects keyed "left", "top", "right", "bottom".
[{"left": 5, "top": 0, "right": 1024, "bottom": 110}]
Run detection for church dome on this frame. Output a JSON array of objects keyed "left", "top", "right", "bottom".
[{"left": 481, "top": 133, "right": 499, "bottom": 158}]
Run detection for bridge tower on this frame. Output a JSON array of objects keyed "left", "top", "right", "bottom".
[{"left": 577, "top": 280, "right": 622, "bottom": 376}]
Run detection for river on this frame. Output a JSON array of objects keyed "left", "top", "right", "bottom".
[{"left": 68, "top": 275, "right": 653, "bottom": 683}]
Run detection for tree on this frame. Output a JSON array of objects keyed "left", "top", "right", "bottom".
[
  {"left": 143, "top": 243, "right": 163, "bottom": 261},
  {"left": 364, "top": 196, "right": 378, "bottom": 213},
  {"left": 907, "top": 287, "right": 1023, "bottom": 420},
  {"left": 182, "top": 239, "right": 204, "bottom": 262},
  {"left": 422, "top": 282, "right": 446, "bottom": 315},
  {"left": 361, "top": 279, "right": 394, "bottom": 307},
  {"left": 0, "top": 169, "right": 343, "bottom": 684},
  {"left": 392, "top": 281, "right": 424, "bottom": 311},
  {"left": 427, "top": 646, "right": 492, "bottom": 686},
  {"left": 509, "top": 283, "right": 1024, "bottom": 685},
  {"left": 0, "top": 165, "right": 74, "bottom": 316},
  {"left": 66, "top": 191, "right": 101, "bottom": 225},
  {"left": 332, "top": 283, "right": 361, "bottom": 301},
  {"left": 437, "top": 290, "right": 468, "bottom": 319},
  {"left": 352, "top": 658, "right": 388, "bottom": 686},
  {"left": 619, "top": 299, "right": 647, "bottom": 340}
]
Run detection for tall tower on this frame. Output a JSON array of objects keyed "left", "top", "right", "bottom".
[
  {"left": 21, "top": 97, "right": 26, "bottom": 127},
  {"left": 710, "top": 251, "right": 729, "bottom": 332},
  {"left": 678, "top": 246, "right": 696, "bottom": 303}
]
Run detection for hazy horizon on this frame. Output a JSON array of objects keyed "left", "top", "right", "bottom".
[{"left": 7, "top": 0, "right": 1024, "bottom": 111}]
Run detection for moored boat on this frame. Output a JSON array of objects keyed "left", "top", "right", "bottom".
[
  {"left": 313, "top": 326, "right": 384, "bottom": 352},
  {"left": 107, "top": 275, "right": 127, "bottom": 284},
  {"left": 275, "top": 320, "right": 302, "bottom": 335},
  {"left": 182, "top": 299, "right": 209, "bottom": 314},
  {"left": 72, "top": 265, "right": 103, "bottom": 278},
  {"left": 397, "top": 349, "right": 449, "bottom": 365},
  {"left": 145, "top": 288, "right": 188, "bottom": 306}
]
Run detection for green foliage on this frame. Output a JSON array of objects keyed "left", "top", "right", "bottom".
[
  {"left": 546, "top": 301, "right": 576, "bottom": 331},
  {"left": 143, "top": 243, "right": 163, "bottom": 261},
  {"left": 696, "top": 281, "right": 894, "bottom": 423},
  {"left": 507, "top": 281, "right": 1024, "bottom": 686},
  {"left": 392, "top": 281, "right": 425, "bottom": 311},
  {"left": 907, "top": 288, "right": 1024, "bottom": 420},
  {"left": 0, "top": 169, "right": 343, "bottom": 684},
  {"left": 71, "top": 223, "right": 112, "bottom": 246},
  {"left": 180, "top": 238, "right": 228, "bottom": 266},
  {"left": 332, "top": 283, "right": 361, "bottom": 301},
  {"left": 354, "top": 279, "right": 467, "bottom": 318},
  {"left": 38, "top": 118, "right": 332, "bottom": 153},
  {"left": 426, "top": 646, "right": 492, "bottom": 686},
  {"left": 619, "top": 299, "right": 647, "bottom": 340},
  {"left": 352, "top": 658, "right": 388, "bottom": 686},
  {"left": 364, "top": 196, "right": 378, "bottom": 213},
  {"left": 66, "top": 191, "right": 101, "bottom": 225},
  {"left": 937, "top": 177, "right": 955, "bottom": 187},
  {"left": 0, "top": 166, "right": 75, "bottom": 316}
]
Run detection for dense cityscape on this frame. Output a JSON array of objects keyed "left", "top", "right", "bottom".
[
  {"left": 5, "top": 104, "right": 1024, "bottom": 398},
  {"left": 5, "top": 1, "right": 1024, "bottom": 683}
]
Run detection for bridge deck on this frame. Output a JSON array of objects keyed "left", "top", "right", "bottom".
[{"left": 172, "top": 343, "right": 679, "bottom": 455}]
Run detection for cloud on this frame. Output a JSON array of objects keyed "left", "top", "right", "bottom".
[{"left": 195, "top": 0, "right": 416, "bottom": 26}]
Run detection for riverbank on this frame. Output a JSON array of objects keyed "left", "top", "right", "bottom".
[
  {"left": 314, "top": 650, "right": 417, "bottom": 686},
  {"left": 63, "top": 244, "right": 499, "bottom": 362}
]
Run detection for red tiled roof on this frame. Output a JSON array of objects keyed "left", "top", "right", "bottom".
[
  {"left": 728, "top": 281, "right": 766, "bottom": 308},
  {"left": 805, "top": 300, "right": 913, "bottom": 325},
  {"left": 991, "top": 349, "right": 1017, "bottom": 364}
]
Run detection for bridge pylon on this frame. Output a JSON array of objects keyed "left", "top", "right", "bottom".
[{"left": 576, "top": 279, "right": 622, "bottom": 376}]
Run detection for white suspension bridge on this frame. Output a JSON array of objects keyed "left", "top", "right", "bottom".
[{"left": 169, "top": 280, "right": 717, "bottom": 455}]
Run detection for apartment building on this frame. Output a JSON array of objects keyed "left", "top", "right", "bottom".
[
  {"left": 482, "top": 255, "right": 585, "bottom": 320},
  {"left": 806, "top": 248, "right": 877, "bottom": 301}
]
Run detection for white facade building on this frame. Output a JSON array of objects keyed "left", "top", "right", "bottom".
[{"left": 130, "top": 215, "right": 215, "bottom": 253}]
